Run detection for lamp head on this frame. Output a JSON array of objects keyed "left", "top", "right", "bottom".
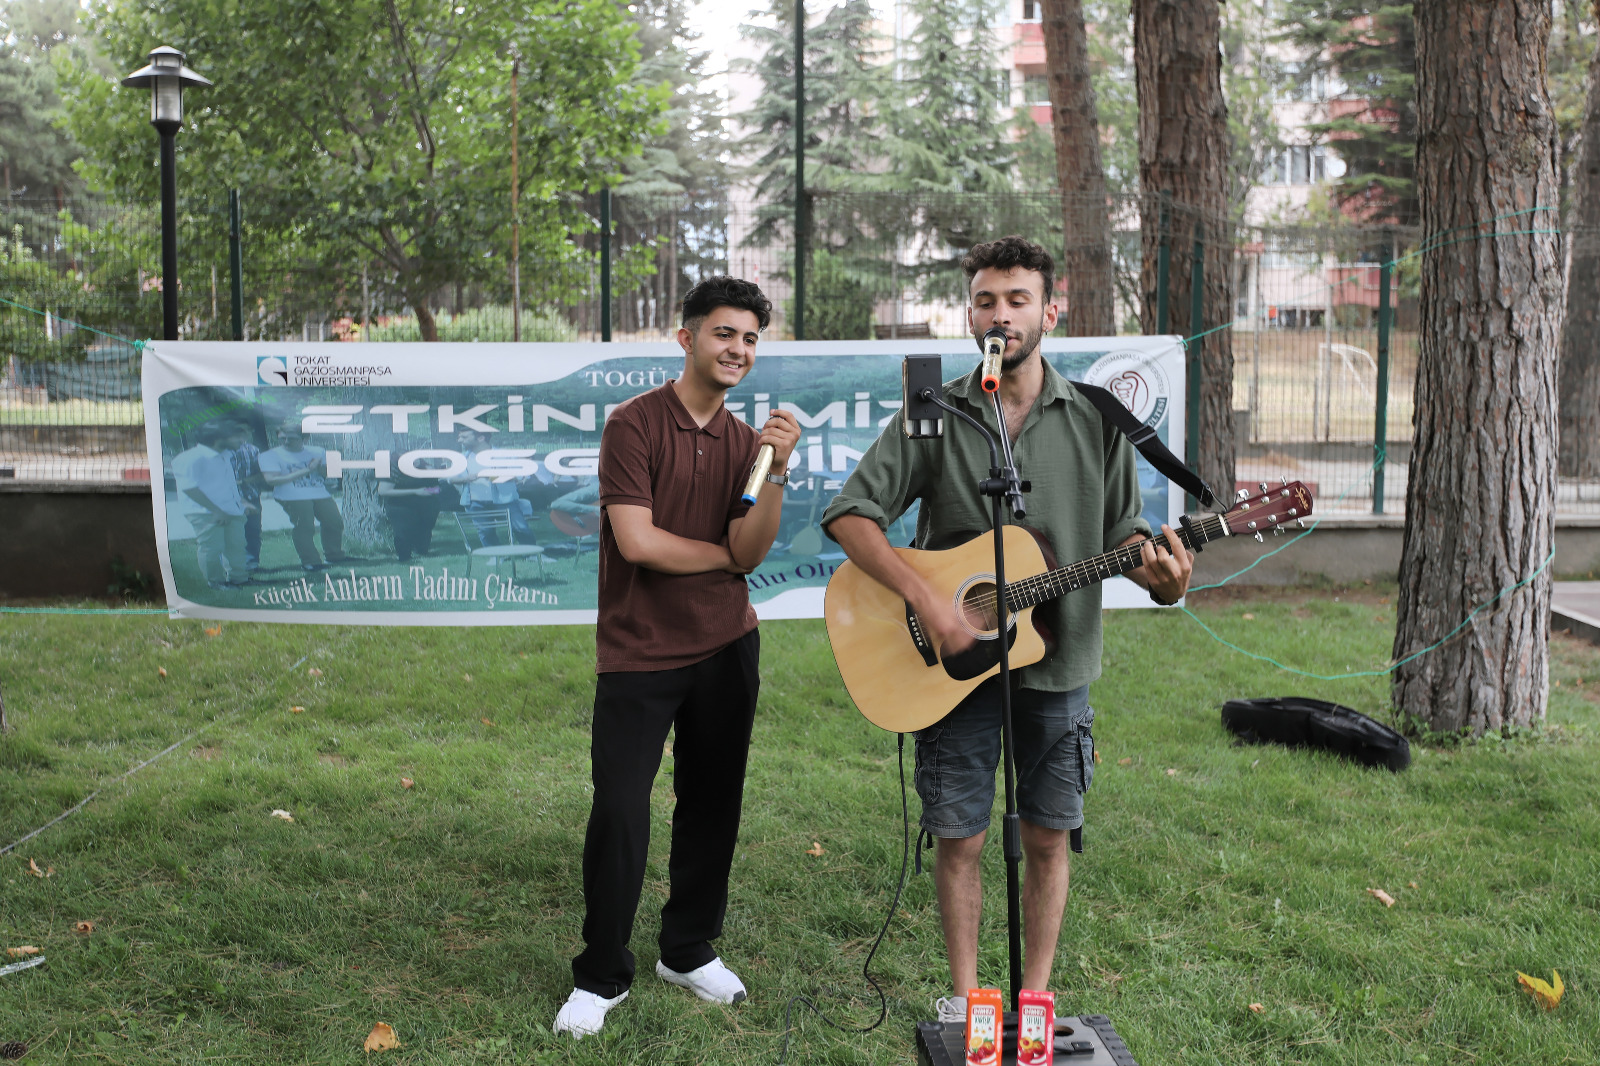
[{"left": 122, "top": 45, "right": 212, "bottom": 128}]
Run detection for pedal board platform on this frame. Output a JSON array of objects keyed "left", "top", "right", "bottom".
[{"left": 914, "top": 1012, "right": 1138, "bottom": 1066}]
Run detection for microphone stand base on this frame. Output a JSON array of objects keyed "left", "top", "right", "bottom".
[{"left": 913, "top": 1012, "right": 1139, "bottom": 1066}]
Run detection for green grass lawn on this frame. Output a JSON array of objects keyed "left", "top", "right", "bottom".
[{"left": 1, "top": 592, "right": 1597, "bottom": 1064}]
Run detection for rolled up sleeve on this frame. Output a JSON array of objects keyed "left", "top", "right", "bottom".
[{"left": 1101, "top": 433, "right": 1152, "bottom": 550}]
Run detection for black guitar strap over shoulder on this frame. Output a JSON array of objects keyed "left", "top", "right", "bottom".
[{"left": 1070, "top": 380, "right": 1218, "bottom": 511}]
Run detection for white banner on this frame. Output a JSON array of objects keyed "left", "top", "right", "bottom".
[{"left": 142, "top": 337, "right": 1187, "bottom": 624}]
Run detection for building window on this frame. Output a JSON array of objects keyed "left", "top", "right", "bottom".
[
  {"left": 1023, "top": 74, "right": 1050, "bottom": 104},
  {"left": 1021, "top": 0, "right": 1040, "bottom": 20}
]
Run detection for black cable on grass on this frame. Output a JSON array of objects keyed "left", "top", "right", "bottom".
[{"left": 775, "top": 731, "right": 914, "bottom": 1065}]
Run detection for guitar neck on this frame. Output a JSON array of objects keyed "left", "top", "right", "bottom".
[{"left": 1008, "top": 513, "right": 1229, "bottom": 610}]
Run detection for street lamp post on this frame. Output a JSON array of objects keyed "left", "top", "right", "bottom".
[{"left": 121, "top": 46, "right": 212, "bottom": 342}]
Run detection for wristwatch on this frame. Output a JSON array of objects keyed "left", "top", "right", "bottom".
[{"left": 765, "top": 470, "right": 788, "bottom": 486}]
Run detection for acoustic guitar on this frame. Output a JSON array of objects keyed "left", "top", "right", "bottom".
[{"left": 824, "top": 481, "right": 1315, "bottom": 733}]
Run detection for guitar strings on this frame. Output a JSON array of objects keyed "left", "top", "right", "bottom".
[{"left": 957, "top": 515, "right": 1227, "bottom": 621}]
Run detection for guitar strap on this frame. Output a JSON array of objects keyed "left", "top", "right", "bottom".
[{"left": 1069, "top": 380, "right": 1218, "bottom": 511}]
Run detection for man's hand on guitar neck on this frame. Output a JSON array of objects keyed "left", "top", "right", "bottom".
[
  {"left": 827, "top": 514, "right": 976, "bottom": 660},
  {"left": 1123, "top": 525, "right": 1195, "bottom": 606}
]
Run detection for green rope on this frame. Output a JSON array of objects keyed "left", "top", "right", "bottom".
[
  {"left": 1179, "top": 548, "right": 1556, "bottom": 681},
  {"left": 0, "top": 294, "right": 148, "bottom": 351}
]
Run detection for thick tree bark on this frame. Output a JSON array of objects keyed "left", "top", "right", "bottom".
[
  {"left": 1558, "top": 1, "right": 1600, "bottom": 479},
  {"left": 1042, "top": 0, "right": 1117, "bottom": 336},
  {"left": 1133, "top": 0, "right": 1235, "bottom": 496},
  {"left": 1394, "top": 0, "right": 1562, "bottom": 736}
]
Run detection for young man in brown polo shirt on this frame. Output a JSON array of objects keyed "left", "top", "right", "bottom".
[{"left": 554, "top": 276, "right": 800, "bottom": 1039}]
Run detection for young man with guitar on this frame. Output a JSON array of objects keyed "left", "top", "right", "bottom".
[
  {"left": 822, "top": 236, "right": 1194, "bottom": 1020},
  {"left": 553, "top": 276, "right": 801, "bottom": 1039}
]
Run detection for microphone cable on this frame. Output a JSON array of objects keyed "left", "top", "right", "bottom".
[{"left": 774, "top": 731, "right": 914, "bottom": 1065}]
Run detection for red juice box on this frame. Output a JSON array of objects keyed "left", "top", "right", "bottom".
[
  {"left": 1017, "top": 989, "right": 1055, "bottom": 1065},
  {"left": 965, "top": 988, "right": 1003, "bottom": 1066}
]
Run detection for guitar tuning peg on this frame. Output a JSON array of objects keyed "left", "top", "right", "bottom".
[
  {"left": 1258, "top": 481, "right": 1269, "bottom": 493},
  {"left": 1254, "top": 532, "right": 1264, "bottom": 543},
  {"left": 1280, "top": 476, "right": 1288, "bottom": 486},
  {"left": 1298, "top": 518, "right": 1308, "bottom": 528},
  {"left": 1236, "top": 488, "right": 1250, "bottom": 502}
]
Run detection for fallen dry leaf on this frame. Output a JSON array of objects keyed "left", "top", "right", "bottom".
[
  {"left": 1242, "top": 613, "right": 1255, "bottom": 620},
  {"left": 1165, "top": 768, "right": 1178, "bottom": 777},
  {"left": 158, "top": 667, "right": 168, "bottom": 678},
  {"left": 1516, "top": 970, "right": 1564, "bottom": 1011},
  {"left": 400, "top": 777, "right": 414, "bottom": 790},
  {"left": 1367, "top": 887, "right": 1396, "bottom": 908},
  {"left": 75, "top": 921, "right": 95, "bottom": 935},
  {"left": 480, "top": 718, "right": 495, "bottom": 727},
  {"left": 462, "top": 673, "right": 473, "bottom": 682},
  {"left": 4, "top": 946, "right": 40, "bottom": 958},
  {"left": 1408, "top": 881, "right": 1419, "bottom": 889},
  {"left": 26, "top": 859, "right": 52, "bottom": 878},
  {"left": 363, "top": 1021, "right": 400, "bottom": 1052},
  {"left": 270, "top": 809, "right": 295, "bottom": 823},
  {"left": 308, "top": 667, "right": 324, "bottom": 678},
  {"left": 1092, "top": 749, "right": 1101, "bottom": 764},
  {"left": 1248, "top": 1003, "right": 1264, "bottom": 1013},
  {"left": 203, "top": 624, "right": 221, "bottom": 637},
  {"left": 1117, "top": 757, "right": 1132, "bottom": 766},
  {"left": 805, "top": 841, "right": 825, "bottom": 857},
  {"left": 290, "top": 706, "right": 306, "bottom": 714}
]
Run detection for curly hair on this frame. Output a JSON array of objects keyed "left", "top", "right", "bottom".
[
  {"left": 680, "top": 275, "right": 772, "bottom": 332},
  {"left": 960, "top": 235, "right": 1055, "bottom": 302}
]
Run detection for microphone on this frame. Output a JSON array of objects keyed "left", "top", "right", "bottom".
[
  {"left": 740, "top": 443, "right": 775, "bottom": 505},
  {"left": 980, "top": 327, "right": 1007, "bottom": 393}
]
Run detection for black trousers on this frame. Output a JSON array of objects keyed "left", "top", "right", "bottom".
[
  {"left": 384, "top": 499, "right": 439, "bottom": 561},
  {"left": 572, "top": 629, "right": 761, "bottom": 998}
]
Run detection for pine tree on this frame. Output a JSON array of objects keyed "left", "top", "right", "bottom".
[
  {"left": 609, "top": 0, "right": 731, "bottom": 332},
  {"left": 1278, "top": 1, "right": 1418, "bottom": 225},
  {"left": 0, "top": 0, "right": 89, "bottom": 204}
]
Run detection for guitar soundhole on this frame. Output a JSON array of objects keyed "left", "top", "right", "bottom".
[{"left": 958, "top": 581, "right": 1005, "bottom": 637}]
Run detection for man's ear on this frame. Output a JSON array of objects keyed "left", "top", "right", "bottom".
[{"left": 677, "top": 324, "right": 694, "bottom": 358}]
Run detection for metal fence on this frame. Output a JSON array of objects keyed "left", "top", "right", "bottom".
[{"left": 1, "top": 189, "right": 1593, "bottom": 518}]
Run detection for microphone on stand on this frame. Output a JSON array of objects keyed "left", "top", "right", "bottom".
[{"left": 980, "top": 327, "right": 1008, "bottom": 393}]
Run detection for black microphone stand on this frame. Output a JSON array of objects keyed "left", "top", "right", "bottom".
[{"left": 920, "top": 383, "right": 1030, "bottom": 1015}]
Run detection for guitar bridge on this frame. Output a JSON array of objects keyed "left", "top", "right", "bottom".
[{"left": 905, "top": 602, "right": 939, "bottom": 667}]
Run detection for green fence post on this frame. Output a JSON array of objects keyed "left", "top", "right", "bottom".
[
  {"left": 600, "top": 187, "right": 612, "bottom": 342},
  {"left": 1373, "top": 233, "right": 1393, "bottom": 515},
  {"left": 793, "top": 0, "right": 806, "bottom": 341},
  {"left": 228, "top": 189, "right": 243, "bottom": 341},
  {"left": 1187, "top": 218, "right": 1204, "bottom": 510},
  {"left": 1157, "top": 191, "right": 1171, "bottom": 335}
]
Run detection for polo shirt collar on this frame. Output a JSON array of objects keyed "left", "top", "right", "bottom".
[
  {"left": 661, "top": 380, "right": 728, "bottom": 436},
  {"left": 947, "top": 353, "right": 1078, "bottom": 407}
]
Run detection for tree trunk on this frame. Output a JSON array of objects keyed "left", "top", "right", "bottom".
[
  {"left": 414, "top": 302, "right": 439, "bottom": 342},
  {"left": 1559, "top": 1, "right": 1600, "bottom": 479},
  {"left": 1042, "top": 0, "right": 1117, "bottom": 336},
  {"left": 1394, "top": 0, "right": 1562, "bottom": 736},
  {"left": 1133, "top": 0, "right": 1235, "bottom": 496}
]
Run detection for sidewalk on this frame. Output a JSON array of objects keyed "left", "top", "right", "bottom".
[{"left": 1553, "top": 582, "right": 1600, "bottom": 646}]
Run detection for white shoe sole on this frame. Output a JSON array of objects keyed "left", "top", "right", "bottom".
[{"left": 655, "top": 960, "right": 747, "bottom": 1004}]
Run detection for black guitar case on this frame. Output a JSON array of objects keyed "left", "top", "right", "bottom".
[{"left": 1220, "top": 697, "right": 1411, "bottom": 771}]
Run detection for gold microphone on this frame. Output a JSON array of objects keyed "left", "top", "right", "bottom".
[{"left": 741, "top": 443, "right": 775, "bottom": 505}]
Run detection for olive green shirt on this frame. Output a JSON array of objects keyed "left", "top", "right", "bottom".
[{"left": 821, "top": 359, "right": 1150, "bottom": 692}]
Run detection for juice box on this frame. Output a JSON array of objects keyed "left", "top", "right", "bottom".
[
  {"left": 1017, "top": 989, "right": 1055, "bottom": 1065},
  {"left": 964, "top": 988, "right": 1003, "bottom": 1066}
]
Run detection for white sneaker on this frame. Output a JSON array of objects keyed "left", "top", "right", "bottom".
[
  {"left": 936, "top": 995, "right": 967, "bottom": 1024},
  {"left": 655, "top": 957, "right": 748, "bottom": 1004},
  {"left": 552, "top": 987, "right": 628, "bottom": 1039}
]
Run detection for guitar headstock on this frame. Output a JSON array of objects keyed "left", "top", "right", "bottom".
[{"left": 1223, "top": 480, "right": 1315, "bottom": 540}]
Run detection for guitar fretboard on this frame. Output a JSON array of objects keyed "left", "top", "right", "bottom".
[{"left": 1004, "top": 513, "right": 1229, "bottom": 611}]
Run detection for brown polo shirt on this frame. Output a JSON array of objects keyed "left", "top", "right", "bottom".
[{"left": 595, "top": 382, "right": 761, "bottom": 672}]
